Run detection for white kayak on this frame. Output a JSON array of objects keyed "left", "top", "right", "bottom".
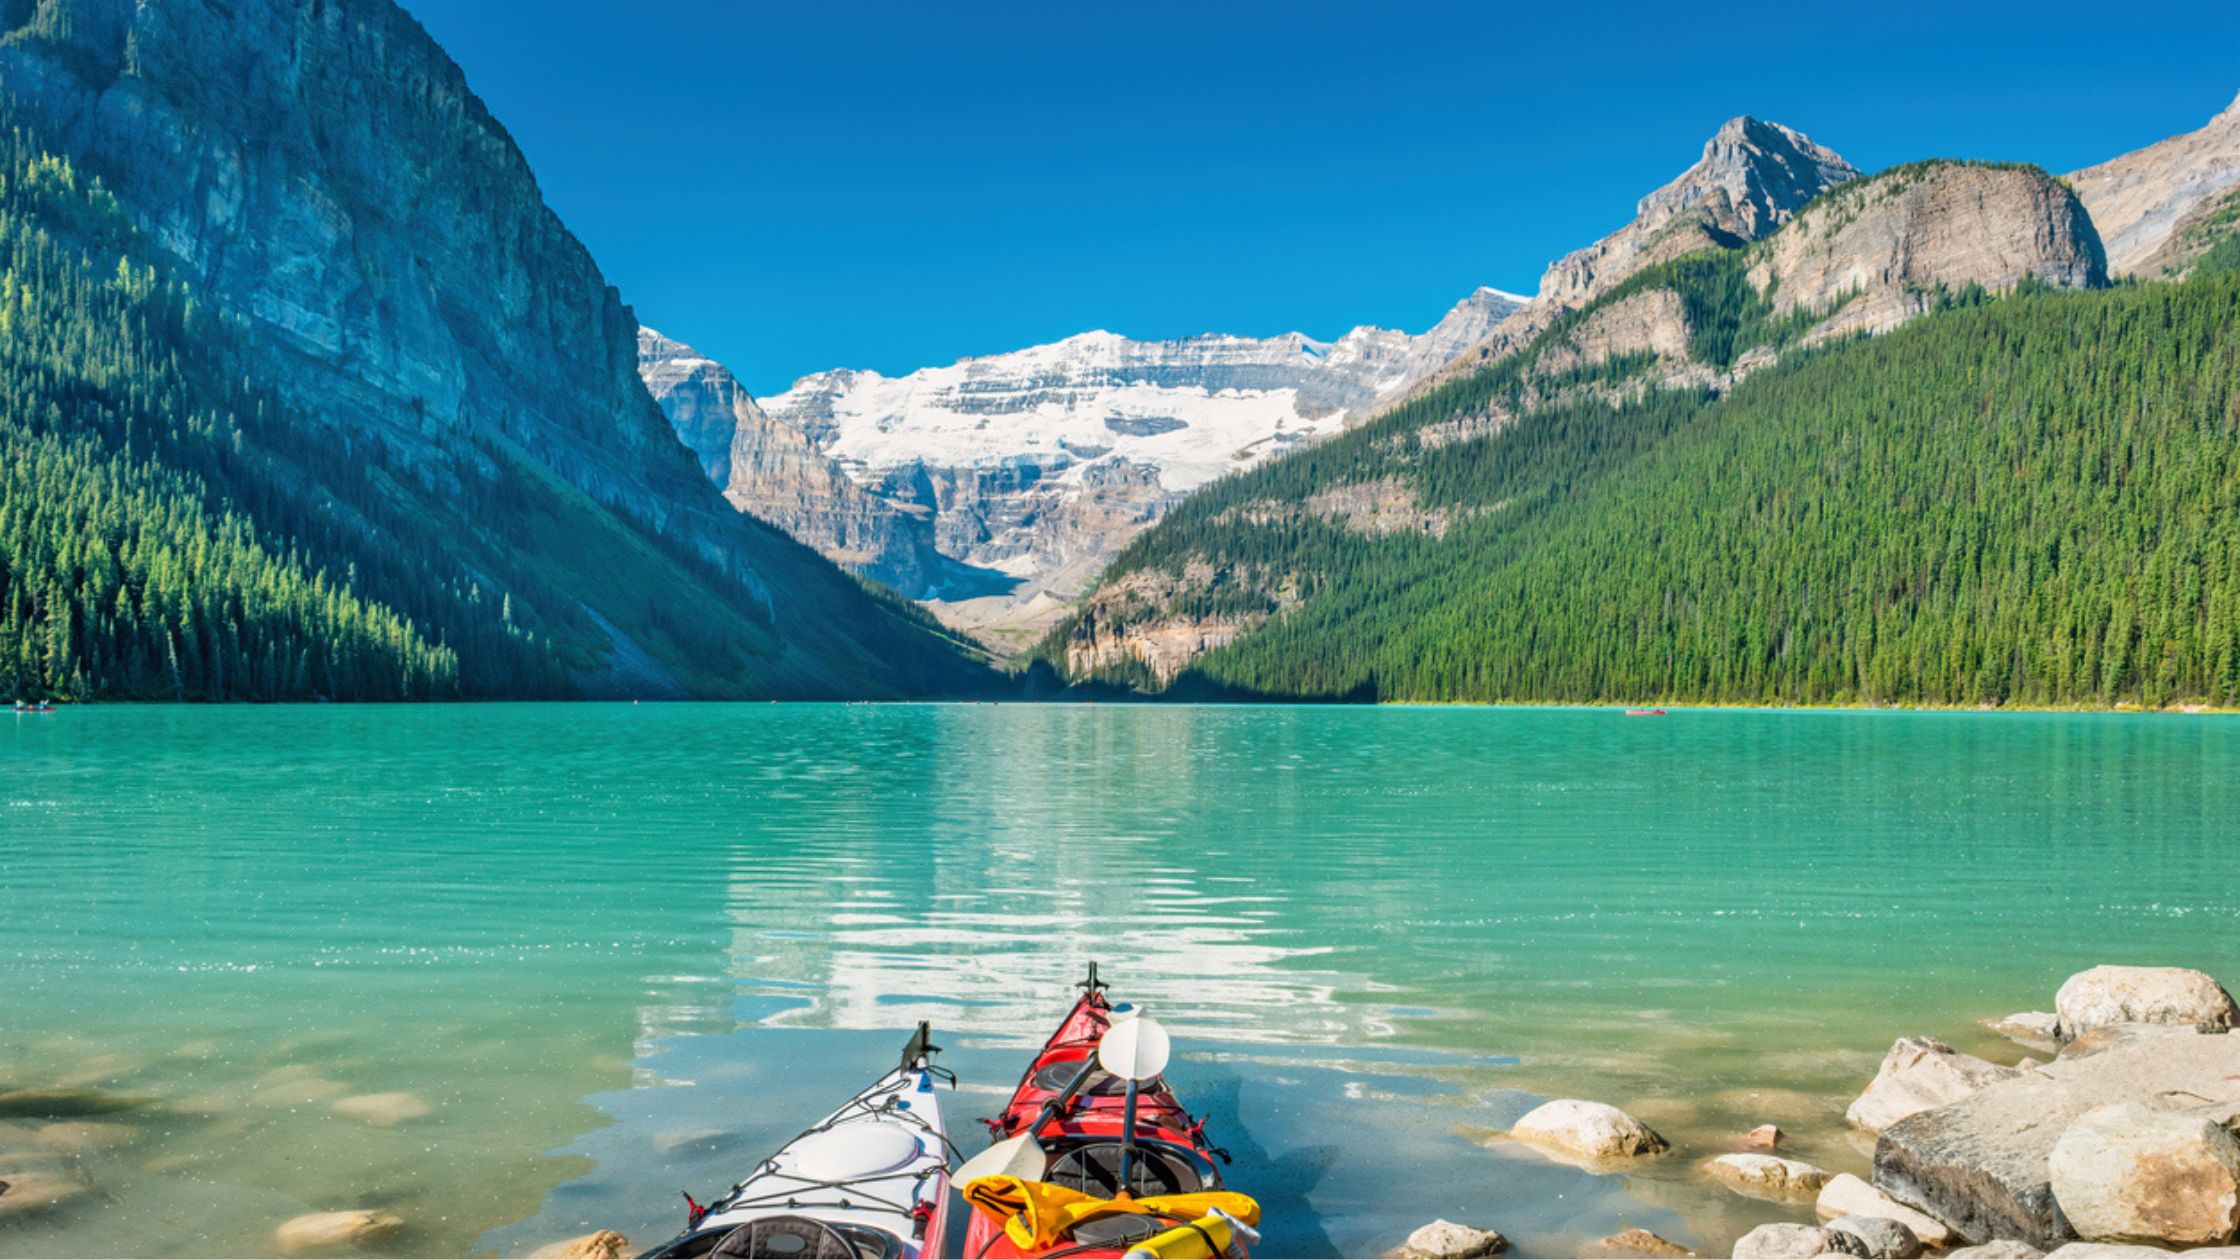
[{"left": 643, "top": 1024, "right": 955, "bottom": 1259}]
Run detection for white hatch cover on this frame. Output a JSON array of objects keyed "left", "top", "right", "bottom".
[{"left": 790, "top": 1122, "right": 925, "bottom": 1180}]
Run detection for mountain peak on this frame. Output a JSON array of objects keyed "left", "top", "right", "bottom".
[
  {"left": 2069, "top": 84, "right": 2240, "bottom": 274},
  {"left": 1535, "top": 116, "right": 1856, "bottom": 308}
]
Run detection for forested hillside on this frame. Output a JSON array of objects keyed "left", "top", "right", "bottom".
[
  {"left": 1049, "top": 270, "right": 2240, "bottom": 708},
  {"left": 0, "top": 128, "right": 984, "bottom": 700}
]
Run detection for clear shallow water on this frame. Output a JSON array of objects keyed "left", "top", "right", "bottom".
[{"left": 1, "top": 704, "right": 2235, "bottom": 1257}]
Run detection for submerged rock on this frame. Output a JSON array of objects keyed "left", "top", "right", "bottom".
[
  {"left": 1743, "top": 1123, "right": 1783, "bottom": 1150},
  {"left": 1947, "top": 1243, "right": 2047, "bottom": 1259},
  {"left": 1817, "top": 1173, "right": 1955, "bottom": 1248},
  {"left": 2053, "top": 965, "right": 2239, "bottom": 1040},
  {"left": 2047, "top": 1102, "right": 2240, "bottom": 1247},
  {"left": 1509, "top": 1099, "right": 1669, "bottom": 1160},
  {"left": 1823, "top": 1214, "right": 1923, "bottom": 1258},
  {"left": 1847, "top": 1037, "right": 2029, "bottom": 1133},
  {"left": 1392, "top": 1219, "right": 1508, "bottom": 1258},
  {"left": 1729, "top": 1222, "right": 1832, "bottom": 1259},
  {"left": 530, "top": 1231, "right": 632, "bottom": 1259},
  {"left": 1705, "top": 1152, "right": 1830, "bottom": 1198},
  {"left": 1583, "top": 1227, "right": 1695, "bottom": 1258},
  {"left": 1874, "top": 1029, "right": 2240, "bottom": 1249},
  {"left": 35, "top": 1121, "right": 137, "bottom": 1152},
  {"left": 0, "top": 1168, "right": 91, "bottom": 1220},
  {"left": 0, "top": 1087, "right": 151, "bottom": 1118},
  {"left": 275, "top": 1209, "right": 406, "bottom": 1254},
  {"left": 332, "top": 1092, "right": 431, "bottom": 1126}
]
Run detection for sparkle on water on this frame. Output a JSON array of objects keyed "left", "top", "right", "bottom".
[{"left": 1, "top": 703, "right": 2234, "bottom": 1257}]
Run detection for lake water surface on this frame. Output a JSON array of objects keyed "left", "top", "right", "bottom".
[{"left": 2, "top": 704, "right": 2235, "bottom": 1257}]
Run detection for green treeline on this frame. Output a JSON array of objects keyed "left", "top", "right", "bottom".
[
  {"left": 0, "top": 132, "right": 563, "bottom": 700},
  {"left": 1059, "top": 270, "right": 2240, "bottom": 708}
]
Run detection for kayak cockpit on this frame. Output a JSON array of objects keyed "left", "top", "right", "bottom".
[
  {"left": 1043, "top": 1137, "right": 1215, "bottom": 1198},
  {"left": 645, "top": 1214, "right": 901, "bottom": 1258}
]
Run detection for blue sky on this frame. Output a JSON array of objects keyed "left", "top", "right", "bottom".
[{"left": 404, "top": 1, "right": 2239, "bottom": 395}]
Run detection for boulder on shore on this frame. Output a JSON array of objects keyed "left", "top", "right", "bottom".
[
  {"left": 1392, "top": 1219, "right": 1508, "bottom": 1259},
  {"left": 1729, "top": 1223, "right": 1832, "bottom": 1259},
  {"left": 1705, "top": 1152, "right": 1830, "bottom": 1198},
  {"left": 1873, "top": 1029, "right": 2240, "bottom": 1249},
  {"left": 1946, "top": 1243, "right": 2046, "bottom": 1259},
  {"left": 2056, "top": 1023, "right": 2195, "bottom": 1062},
  {"left": 2053, "top": 965, "right": 2238, "bottom": 1040},
  {"left": 275, "top": 1209, "right": 406, "bottom": 1254},
  {"left": 2047, "top": 1102, "right": 2240, "bottom": 1247},
  {"left": 1846, "top": 1037, "right": 2028, "bottom": 1133},
  {"left": 530, "top": 1231, "right": 632, "bottom": 1260},
  {"left": 1509, "top": 1099, "right": 1669, "bottom": 1161},
  {"left": 1817, "top": 1173, "right": 1955, "bottom": 1248},
  {"left": 1823, "top": 1214, "right": 1923, "bottom": 1258}
]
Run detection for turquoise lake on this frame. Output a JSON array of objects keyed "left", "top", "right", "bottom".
[{"left": 1, "top": 704, "right": 2235, "bottom": 1257}]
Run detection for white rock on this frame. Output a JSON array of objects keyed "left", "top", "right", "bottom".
[
  {"left": 1816, "top": 1173, "right": 1955, "bottom": 1248},
  {"left": 275, "top": 1209, "right": 406, "bottom": 1254},
  {"left": 1847, "top": 1036, "right": 2029, "bottom": 1133},
  {"left": 1394, "top": 1218, "right": 1508, "bottom": 1259},
  {"left": 2043, "top": 1246, "right": 2175, "bottom": 1257},
  {"left": 1729, "top": 1223, "right": 1831, "bottom": 1259},
  {"left": 1705, "top": 1152, "right": 1831, "bottom": 1197},
  {"left": 1509, "top": 1098, "right": 1669, "bottom": 1160},
  {"left": 1947, "top": 1243, "right": 2046, "bottom": 1259},
  {"left": 1823, "top": 1214, "right": 1923, "bottom": 1258},
  {"left": 2047, "top": 1102, "right": 2240, "bottom": 1247},
  {"left": 2054, "top": 966, "right": 2239, "bottom": 1040},
  {"left": 1984, "top": 1012, "right": 2060, "bottom": 1048}
]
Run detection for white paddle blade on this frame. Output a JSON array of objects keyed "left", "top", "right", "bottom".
[
  {"left": 954, "top": 1132, "right": 1048, "bottom": 1185},
  {"left": 1097, "top": 1014, "right": 1171, "bottom": 1081}
]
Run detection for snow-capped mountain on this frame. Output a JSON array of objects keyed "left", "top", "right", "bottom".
[{"left": 737, "top": 286, "right": 1523, "bottom": 640}]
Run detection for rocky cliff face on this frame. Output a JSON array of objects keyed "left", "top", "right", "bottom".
[
  {"left": 715, "top": 287, "right": 1523, "bottom": 633},
  {"left": 1752, "top": 162, "right": 2106, "bottom": 338},
  {"left": 2070, "top": 89, "right": 2240, "bottom": 276},
  {"left": 0, "top": 0, "right": 985, "bottom": 696},
  {"left": 638, "top": 329, "right": 949, "bottom": 596}
]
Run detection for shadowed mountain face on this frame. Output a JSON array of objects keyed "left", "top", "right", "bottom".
[{"left": 0, "top": 0, "right": 992, "bottom": 698}]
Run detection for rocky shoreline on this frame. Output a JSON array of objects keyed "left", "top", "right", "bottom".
[{"left": 1398, "top": 965, "right": 2240, "bottom": 1260}]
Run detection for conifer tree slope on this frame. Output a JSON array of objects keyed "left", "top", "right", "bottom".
[{"left": 1049, "top": 273, "right": 2240, "bottom": 709}]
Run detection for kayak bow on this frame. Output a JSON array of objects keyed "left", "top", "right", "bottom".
[
  {"left": 961, "top": 965, "right": 1243, "bottom": 1259},
  {"left": 644, "top": 1023, "right": 955, "bottom": 1259}
]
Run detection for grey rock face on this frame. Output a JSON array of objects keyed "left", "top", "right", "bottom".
[
  {"left": 1872, "top": 1031, "right": 2240, "bottom": 1249},
  {"left": 1751, "top": 162, "right": 2106, "bottom": 340},
  {"left": 2069, "top": 88, "right": 2240, "bottom": 275},
  {"left": 638, "top": 329, "right": 952, "bottom": 596}
]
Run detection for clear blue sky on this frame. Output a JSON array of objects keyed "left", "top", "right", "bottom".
[{"left": 403, "top": 1, "right": 2239, "bottom": 396}]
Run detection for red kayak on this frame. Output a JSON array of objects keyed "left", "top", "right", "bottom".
[{"left": 961, "top": 966, "right": 1239, "bottom": 1259}]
